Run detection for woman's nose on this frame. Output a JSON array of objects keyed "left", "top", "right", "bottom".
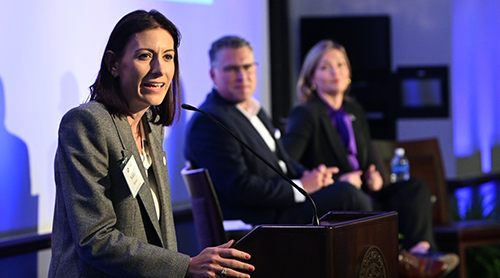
[{"left": 151, "top": 57, "right": 166, "bottom": 76}]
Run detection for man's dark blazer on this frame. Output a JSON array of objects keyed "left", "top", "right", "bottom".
[
  {"left": 282, "top": 95, "right": 376, "bottom": 184},
  {"left": 50, "top": 102, "right": 189, "bottom": 278},
  {"left": 184, "top": 89, "right": 306, "bottom": 225}
]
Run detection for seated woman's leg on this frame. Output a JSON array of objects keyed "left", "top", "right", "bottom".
[{"left": 373, "top": 178, "right": 436, "bottom": 250}]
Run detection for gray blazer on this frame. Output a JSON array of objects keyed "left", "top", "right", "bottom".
[{"left": 49, "top": 101, "right": 189, "bottom": 278}]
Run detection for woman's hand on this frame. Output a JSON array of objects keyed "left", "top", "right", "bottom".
[
  {"left": 363, "top": 164, "right": 383, "bottom": 192},
  {"left": 339, "top": 171, "right": 363, "bottom": 189},
  {"left": 187, "top": 240, "right": 255, "bottom": 278}
]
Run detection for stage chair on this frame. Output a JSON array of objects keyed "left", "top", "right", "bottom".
[
  {"left": 372, "top": 137, "right": 500, "bottom": 278},
  {"left": 181, "top": 164, "right": 252, "bottom": 251}
]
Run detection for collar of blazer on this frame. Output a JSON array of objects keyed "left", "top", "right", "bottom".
[
  {"left": 111, "top": 109, "right": 167, "bottom": 247},
  {"left": 209, "top": 89, "right": 294, "bottom": 176},
  {"left": 313, "top": 96, "right": 355, "bottom": 172}
]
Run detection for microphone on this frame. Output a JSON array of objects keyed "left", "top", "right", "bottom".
[{"left": 182, "top": 103, "right": 320, "bottom": 226}]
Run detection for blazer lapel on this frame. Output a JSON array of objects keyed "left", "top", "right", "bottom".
[
  {"left": 213, "top": 90, "right": 285, "bottom": 173},
  {"left": 233, "top": 107, "right": 284, "bottom": 173},
  {"left": 112, "top": 113, "right": 165, "bottom": 247},
  {"left": 315, "top": 100, "right": 353, "bottom": 172},
  {"left": 142, "top": 117, "right": 178, "bottom": 250},
  {"left": 256, "top": 110, "right": 295, "bottom": 175}
]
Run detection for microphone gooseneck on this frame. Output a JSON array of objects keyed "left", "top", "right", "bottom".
[{"left": 182, "top": 103, "right": 320, "bottom": 226}]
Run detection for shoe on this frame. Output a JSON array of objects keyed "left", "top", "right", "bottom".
[{"left": 399, "top": 250, "right": 448, "bottom": 278}]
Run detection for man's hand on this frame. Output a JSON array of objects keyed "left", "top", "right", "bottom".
[{"left": 301, "top": 164, "right": 339, "bottom": 194}]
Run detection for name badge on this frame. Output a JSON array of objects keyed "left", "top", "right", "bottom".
[{"left": 121, "top": 155, "right": 144, "bottom": 198}]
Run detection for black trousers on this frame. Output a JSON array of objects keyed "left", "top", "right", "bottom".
[
  {"left": 276, "top": 181, "right": 373, "bottom": 224},
  {"left": 372, "top": 178, "right": 437, "bottom": 250},
  {"left": 277, "top": 179, "right": 436, "bottom": 251}
]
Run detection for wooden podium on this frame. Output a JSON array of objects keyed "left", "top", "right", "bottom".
[{"left": 234, "top": 211, "right": 398, "bottom": 278}]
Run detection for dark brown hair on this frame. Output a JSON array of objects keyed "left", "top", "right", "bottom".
[{"left": 89, "top": 9, "right": 182, "bottom": 126}]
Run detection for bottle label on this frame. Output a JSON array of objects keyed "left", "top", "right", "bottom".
[
  {"left": 390, "top": 163, "right": 410, "bottom": 183},
  {"left": 392, "top": 164, "right": 409, "bottom": 174}
]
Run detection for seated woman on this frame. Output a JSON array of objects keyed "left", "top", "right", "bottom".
[{"left": 282, "top": 39, "right": 458, "bottom": 278}]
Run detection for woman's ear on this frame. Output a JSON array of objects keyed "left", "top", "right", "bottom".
[{"left": 104, "top": 50, "right": 119, "bottom": 78}]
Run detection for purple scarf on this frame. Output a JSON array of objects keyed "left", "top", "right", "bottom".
[{"left": 328, "top": 106, "right": 360, "bottom": 171}]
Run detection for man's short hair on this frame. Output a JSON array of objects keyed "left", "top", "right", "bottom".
[{"left": 209, "top": 35, "right": 253, "bottom": 68}]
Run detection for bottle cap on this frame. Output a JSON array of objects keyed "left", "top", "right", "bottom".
[{"left": 395, "top": 148, "right": 405, "bottom": 156}]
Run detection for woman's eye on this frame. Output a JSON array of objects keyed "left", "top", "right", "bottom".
[
  {"left": 164, "top": 53, "right": 174, "bottom": 61},
  {"left": 138, "top": 53, "right": 152, "bottom": 60}
]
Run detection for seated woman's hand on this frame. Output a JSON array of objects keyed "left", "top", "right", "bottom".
[
  {"left": 339, "top": 171, "right": 363, "bottom": 189},
  {"left": 363, "top": 164, "right": 383, "bottom": 192}
]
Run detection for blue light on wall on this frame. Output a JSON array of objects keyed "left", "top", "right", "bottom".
[
  {"left": 453, "top": 1, "right": 500, "bottom": 173},
  {"left": 454, "top": 181, "right": 498, "bottom": 219},
  {"left": 0, "top": 78, "right": 38, "bottom": 237},
  {"left": 455, "top": 187, "right": 473, "bottom": 220},
  {"left": 479, "top": 181, "right": 497, "bottom": 218}
]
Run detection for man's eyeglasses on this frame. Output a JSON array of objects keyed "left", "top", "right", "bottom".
[{"left": 220, "top": 62, "right": 258, "bottom": 75}]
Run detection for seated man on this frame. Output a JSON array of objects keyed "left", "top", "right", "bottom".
[{"left": 184, "top": 35, "right": 371, "bottom": 226}]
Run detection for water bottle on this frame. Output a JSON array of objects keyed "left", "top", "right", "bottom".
[{"left": 390, "top": 148, "right": 410, "bottom": 183}]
